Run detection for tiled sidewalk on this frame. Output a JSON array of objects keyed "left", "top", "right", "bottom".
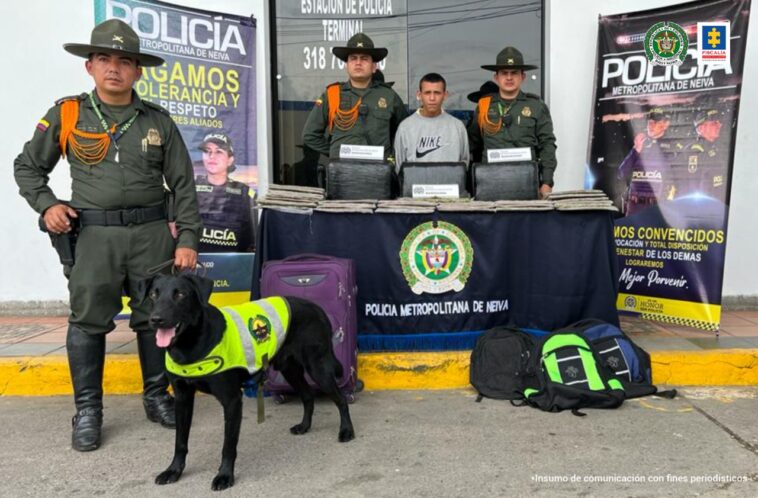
[
  {"left": 1, "top": 311, "right": 758, "bottom": 356},
  {"left": 620, "top": 311, "right": 758, "bottom": 351},
  {"left": 0, "top": 317, "right": 136, "bottom": 356}
]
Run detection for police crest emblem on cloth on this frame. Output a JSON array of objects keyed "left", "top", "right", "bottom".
[
  {"left": 400, "top": 221, "right": 473, "bottom": 295},
  {"left": 521, "top": 106, "right": 532, "bottom": 117},
  {"left": 378, "top": 97, "right": 388, "bottom": 109},
  {"left": 248, "top": 315, "right": 272, "bottom": 344}
]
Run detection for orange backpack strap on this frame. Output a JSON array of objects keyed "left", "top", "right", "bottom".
[
  {"left": 477, "top": 96, "right": 492, "bottom": 133},
  {"left": 59, "top": 100, "right": 80, "bottom": 158},
  {"left": 326, "top": 83, "right": 341, "bottom": 132}
]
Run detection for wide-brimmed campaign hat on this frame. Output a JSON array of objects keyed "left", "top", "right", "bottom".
[
  {"left": 64, "top": 19, "right": 165, "bottom": 67},
  {"left": 481, "top": 46, "right": 538, "bottom": 72},
  {"left": 467, "top": 81, "right": 500, "bottom": 103},
  {"left": 332, "top": 33, "right": 388, "bottom": 62}
]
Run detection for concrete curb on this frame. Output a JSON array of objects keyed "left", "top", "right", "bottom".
[{"left": 3, "top": 349, "right": 758, "bottom": 396}]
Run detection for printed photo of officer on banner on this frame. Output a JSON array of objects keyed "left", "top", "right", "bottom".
[
  {"left": 612, "top": 97, "right": 735, "bottom": 217},
  {"left": 194, "top": 131, "right": 257, "bottom": 254}
]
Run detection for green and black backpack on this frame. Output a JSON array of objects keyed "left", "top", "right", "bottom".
[
  {"left": 517, "top": 331, "right": 626, "bottom": 416},
  {"left": 558, "top": 318, "right": 676, "bottom": 400}
]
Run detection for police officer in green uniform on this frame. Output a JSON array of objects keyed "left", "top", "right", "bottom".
[
  {"left": 195, "top": 133, "right": 255, "bottom": 252},
  {"left": 13, "top": 19, "right": 201, "bottom": 452},
  {"left": 678, "top": 108, "right": 727, "bottom": 202},
  {"left": 302, "top": 33, "right": 407, "bottom": 160},
  {"left": 468, "top": 47, "right": 557, "bottom": 198}
]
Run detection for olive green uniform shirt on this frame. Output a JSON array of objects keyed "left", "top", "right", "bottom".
[
  {"left": 468, "top": 91, "right": 557, "bottom": 186},
  {"left": 302, "top": 80, "right": 408, "bottom": 159},
  {"left": 14, "top": 91, "right": 200, "bottom": 250}
]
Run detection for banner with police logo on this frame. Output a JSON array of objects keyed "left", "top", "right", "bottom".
[
  {"left": 586, "top": 0, "right": 751, "bottom": 331},
  {"left": 96, "top": 0, "right": 258, "bottom": 256},
  {"left": 95, "top": 0, "right": 258, "bottom": 310},
  {"left": 254, "top": 210, "right": 620, "bottom": 351}
]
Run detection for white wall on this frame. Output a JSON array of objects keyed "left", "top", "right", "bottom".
[
  {"left": 548, "top": 0, "right": 758, "bottom": 297},
  {"left": 0, "top": 0, "right": 268, "bottom": 303},
  {"left": 0, "top": 0, "right": 755, "bottom": 303}
]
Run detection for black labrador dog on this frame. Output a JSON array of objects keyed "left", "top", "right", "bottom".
[{"left": 140, "top": 273, "right": 355, "bottom": 491}]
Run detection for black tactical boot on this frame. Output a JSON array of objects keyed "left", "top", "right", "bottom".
[
  {"left": 137, "top": 330, "right": 175, "bottom": 428},
  {"left": 67, "top": 325, "right": 105, "bottom": 452}
]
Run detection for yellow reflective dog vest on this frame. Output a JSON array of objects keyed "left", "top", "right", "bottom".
[{"left": 165, "top": 297, "right": 291, "bottom": 378}]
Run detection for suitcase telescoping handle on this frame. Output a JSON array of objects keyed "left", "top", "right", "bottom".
[{"left": 282, "top": 253, "right": 336, "bottom": 262}]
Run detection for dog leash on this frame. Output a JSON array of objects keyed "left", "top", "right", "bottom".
[
  {"left": 257, "top": 354, "right": 269, "bottom": 424},
  {"left": 146, "top": 259, "right": 176, "bottom": 275},
  {"left": 146, "top": 259, "right": 208, "bottom": 277}
]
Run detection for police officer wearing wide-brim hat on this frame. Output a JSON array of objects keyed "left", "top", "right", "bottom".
[
  {"left": 302, "top": 33, "right": 407, "bottom": 160},
  {"left": 14, "top": 19, "right": 202, "bottom": 451},
  {"left": 468, "top": 46, "right": 557, "bottom": 198},
  {"left": 195, "top": 132, "right": 255, "bottom": 253}
]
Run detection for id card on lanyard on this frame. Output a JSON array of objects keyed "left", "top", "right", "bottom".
[{"left": 89, "top": 92, "right": 139, "bottom": 163}]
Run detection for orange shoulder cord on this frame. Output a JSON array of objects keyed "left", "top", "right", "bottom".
[
  {"left": 326, "top": 84, "right": 361, "bottom": 132},
  {"left": 59, "top": 100, "right": 111, "bottom": 165},
  {"left": 477, "top": 96, "right": 502, "bottom": 136}
]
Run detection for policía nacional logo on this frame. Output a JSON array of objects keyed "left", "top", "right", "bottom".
[
  {"left": 248, "top": 315, "right": 271, "bottom": 344},
  {"left": 644, "top": 21, "right": 688, "bottom": 66},
  {"left": 400, "top": 221, "right": 473, "bottom": 295}
]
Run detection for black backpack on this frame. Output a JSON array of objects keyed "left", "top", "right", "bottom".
[{"left": 470, "top": 326, "right": 537, "bottom": 401}]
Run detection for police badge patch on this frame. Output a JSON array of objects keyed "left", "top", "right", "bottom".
[
  {"left": 400, "top": 221, "right": 473, "bottom": 295},
  {"left": 248, "top": 315, "right": 272, "bottom": 344},
  {"left": 521, "top": 106, "right": 532, "bottom": 117},
  {"left": 644, "top": 21, "right": 688, "bottom": 66},
  {"left": 688, "top": 155, "right": 698, "bottom": 173},
  {"left": 378, "top": 97, "right": 387, "bottom": 109},
  {"left": 147, "top": 128, "right": 162, "bottom": 146}
]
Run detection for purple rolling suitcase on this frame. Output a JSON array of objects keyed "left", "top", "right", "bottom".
[{"left": 260, "top": 253, "right": 360, "bottom": 402}]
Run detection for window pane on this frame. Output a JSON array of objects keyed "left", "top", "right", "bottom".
[
  {"left": 272, "top": 0, "right": 543, "bottom": 185},
  {"left": 274, "top": 2, "right": 408, "bottom": 185},
  {"left": 408, "top": 0, "right": 542, "bottom": 114}
]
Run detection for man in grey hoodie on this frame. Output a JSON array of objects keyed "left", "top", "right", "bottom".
[{"left": 393, "top": 73, "right": 469, "bottom": 170}]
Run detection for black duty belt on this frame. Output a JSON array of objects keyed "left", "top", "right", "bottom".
[{"left": 79, "top": 205, "right": 166, "bottom": 227}]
